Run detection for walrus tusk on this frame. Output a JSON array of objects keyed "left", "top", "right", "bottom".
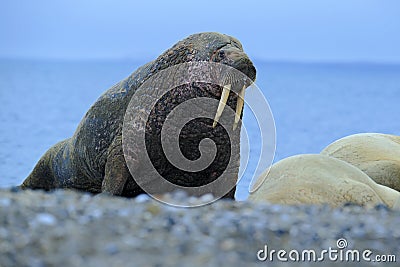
[
  {"left": 233, "top": 84, "right": 246, "bottom": 130},
  {"left": 213, "top": 84, "right": 231, "bottom": 128}
]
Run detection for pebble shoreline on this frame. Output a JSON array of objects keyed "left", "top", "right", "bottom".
[{"left": 1, "top": 189, "right": 399, "bottom": 267}]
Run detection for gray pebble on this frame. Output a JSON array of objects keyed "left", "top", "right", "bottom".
[{"left": 34, "top": 213, "right": 57, "bottom": 226}]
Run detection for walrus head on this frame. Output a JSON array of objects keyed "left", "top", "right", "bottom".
[{"left": 151, "top": 32, "right": 256, "bottom": 130}]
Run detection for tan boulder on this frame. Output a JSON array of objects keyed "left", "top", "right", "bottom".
[
  {"left": 248, "top": 154, "right": 400, "bottom": 208},
  {"left": 321, "top": 133, "right": 400, "bottom": 191}
]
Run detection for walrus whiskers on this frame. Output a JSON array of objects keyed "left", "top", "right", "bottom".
[{"left": 212, "top": 84, "right": 231, "bottom": 128}]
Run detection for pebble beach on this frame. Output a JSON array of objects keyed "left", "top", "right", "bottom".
[{"left": 1, "top": 189, "right": 399, "bottom": 267}]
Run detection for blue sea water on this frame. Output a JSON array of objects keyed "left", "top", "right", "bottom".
[{"left": 0, "top": 59, "right": 399, "bottom": 200}]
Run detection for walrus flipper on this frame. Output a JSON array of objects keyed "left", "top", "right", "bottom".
[
  {"left": 21, "top": 140, "right": 69, "bottom": 190},
  {"left": 101, "top": 135, "right": 132, "bottom": 195},
  {"left": 20, "top": 155, "right": 56, "bottom": 190}
]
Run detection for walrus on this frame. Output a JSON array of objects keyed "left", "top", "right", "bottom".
[
  {"left": 249, "top": 154, "right": 400, "bottom": 208},
  {"left": 321, "top": 133, "right": 400, "bottom": 191},
  {"left": 20, "top": 32, "right": 256, "bottom": 199}
]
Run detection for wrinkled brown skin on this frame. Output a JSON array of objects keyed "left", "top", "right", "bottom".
[{"left": 21, "top": 32, "right": 256, "bottom": 199}]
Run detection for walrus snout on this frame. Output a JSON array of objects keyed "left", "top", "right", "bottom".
[
  {"left": 211, "top": 47, "right": 256, "bottom": 130},
  {"left": 233, "top": 57, "right": 256, "bottom": 82},
  {"left": 214, "top": 47, "right": 256, "bottom": 82}
]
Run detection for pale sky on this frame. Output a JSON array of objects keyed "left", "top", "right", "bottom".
[{"left": 1, "top": 0, "right": 399, "bottom": 62}]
